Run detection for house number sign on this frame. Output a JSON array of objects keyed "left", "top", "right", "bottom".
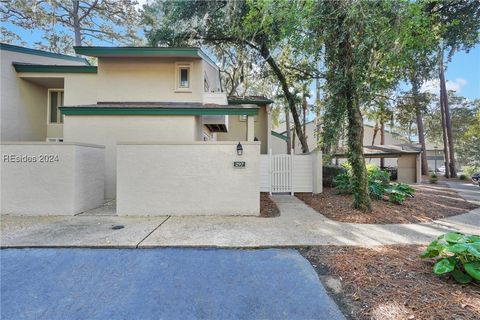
[{"left": 233, "top": 161, "right": 246, "bottom": 168}]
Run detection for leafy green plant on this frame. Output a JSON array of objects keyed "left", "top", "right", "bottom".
[
  {"left": 459, "top": 174, "right": 467, "bottom": 180},
  {"left": 384, "top": 183, "right": 415, "bottom": 204},
  {"left": 462, "top": 165, "right": 479, "bottom": 178},
  {"left": 334, "top": 162, "right": 415, "bottom": 204},
  {"left": 421, "top": 232, "right": 480, "bottom": 284},
  {"left": 430, "top": 173, "right": 438, "bottom": 184}
]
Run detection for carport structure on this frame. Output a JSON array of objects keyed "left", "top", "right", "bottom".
[{"left": 334, "top": 144, "right": 422, "bottom": 183}]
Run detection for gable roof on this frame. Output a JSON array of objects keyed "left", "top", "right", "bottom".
[
  {"left": 74, "top": 46, "right": 218, "bottom": 69},
  {"left": 0, "top": 43, "right": 88, "bottom": 64}
]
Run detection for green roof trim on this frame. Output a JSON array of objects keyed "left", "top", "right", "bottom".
[
  {"left": 1, "top": 43, "right": 88, "bottom": 64},
  {"left": 271, "top": 130, "right": 288, "bottom": 141},
  {"left": 73, "top": 46, "right": 218, "bottom": 69},
  {"left": 60, "top": 107, "right": 259, "bottom": 116},
  {"left": 13, "top": 63, "right": 97, "bottom": 73},
  {"left": 227, "top": 98, "right": 274, "bottom": 105}
]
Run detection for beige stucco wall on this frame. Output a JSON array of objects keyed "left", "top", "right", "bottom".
[
  {"left": 1, "top": 142, "right": 105, "bottom": 215},
  {"left": 0, "top": 49, "right": 85, "bottom": 141},
  {"left": 397, "top": 154, "right": 418, "bottom": 183},
  {"left": 202, "top": 60, "right": 221, "bottom": 92},
  {"left": 217, "top": 105, "right": 269, "bottom": 154},
  {"left": 96, "top": 58, "right": 204, "bottom": 102},
  {"left": 64, "top": 73, "right": 98, "bottom": 105},
  {"left": 117, "top": 142, "right": 260, "bottom": 216},
  {"left": 63, "top": 115, "right": 198, "bottom": 199}
]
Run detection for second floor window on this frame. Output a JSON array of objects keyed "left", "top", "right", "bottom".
[{"left": 179, "top": 67, "right": 189, "bottom": 88}]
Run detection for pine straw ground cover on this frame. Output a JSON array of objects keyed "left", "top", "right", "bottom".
[
  {"left": 296, "top": 184, "right": 478, "bottom": 224},
  {"left": 259, "top": 192, "right": 280, "bottom": 217},
  {"left": 300, "top": 245, "right": 480, "bottom": 320}
]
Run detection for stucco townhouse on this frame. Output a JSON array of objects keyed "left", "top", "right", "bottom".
[{"left": 1, "top": 43, "right": 323, "bottom": 216}]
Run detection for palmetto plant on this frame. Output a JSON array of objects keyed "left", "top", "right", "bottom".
[{"left": 421, "top": 232, "right": 480, "bottom": 284}]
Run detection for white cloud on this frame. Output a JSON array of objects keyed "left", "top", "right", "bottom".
[{"left": 420, "top": 77, "right": 467, "bottom": 94}]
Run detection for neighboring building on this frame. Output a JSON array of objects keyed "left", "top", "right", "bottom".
[
  {"left": 1, "top": 44, "right": 274, "bottom": 199},
  {"left": 271, "top": 121, "right": 406, "bottom": 155}
]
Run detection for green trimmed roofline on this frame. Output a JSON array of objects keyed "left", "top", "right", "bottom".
[
  {"left": 13, "top": 63, "right": 97, "bottom": 73},
  {"left": 60, "top": 107, "right": 259, "bottom": 116},
  {"left": 227, "top": 97, "right": 274, "bottom": 106},
  {"left": 73, "top": 46, "right": 218, "bottom": 69},
  {"left": 1, "top": 43, "right": 88, "bottom": 64},
  {"left": 271, "top": 130, "right": 288, "bottom": 141}
]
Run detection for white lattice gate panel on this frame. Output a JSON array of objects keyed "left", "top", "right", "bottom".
[{"left": 271, "top": 154, "right": 293, "bottom": 194}]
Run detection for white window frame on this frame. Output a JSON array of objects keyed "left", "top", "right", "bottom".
[
  {"left": 174, "top": 62, "right": 192, "bottom": 92},
  {"left": 239, "top": 115, "right": 257, "bottom": 122},
  {"left": 47, "top": 89, "right": 64, "bottom": 124}
]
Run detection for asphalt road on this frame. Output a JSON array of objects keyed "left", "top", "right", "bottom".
[{"left": 1, "top": 248, "right": 344, "bottom": 320}]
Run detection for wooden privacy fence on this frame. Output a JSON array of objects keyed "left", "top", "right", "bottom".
[{"left": 260, "top": 150, "right": 323, "bottom": 195}]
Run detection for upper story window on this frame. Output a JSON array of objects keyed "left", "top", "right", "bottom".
[
  {"left": 175, "top": 62, "right": 192, "bottom": 92},
  {"left": 48, "top": 89, "right": 64, "bottom": 124}
]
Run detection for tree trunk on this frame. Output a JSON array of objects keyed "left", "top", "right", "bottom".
[
  {"left": 72, "top": 1, "right": 82, "bottom": 47},
  {"left": 302, "top": 96, "right": 307, "bottom": 138},
  {"left": 258, "top": 43, "right": 309, "bottom": 153},
  {"left": 411, "top": 76, "right": 429, "bottom": 176},
  {"left": 439, "top": 50, "right": 457, "bottom": 177},
  {"left": 439, "top": 68, "right": 450, "bottom": 178},
  {"left": 380, "top": 119, "right": 385, "bottom": 168},
  {"left": 341, "top": 28, "right": 370, "bottom": 211},
  {"left": 371, "top": 121, "right": 379, "bottom": 145},
  {"left": 285, "top": 106, "right": 292, "bottom": 154}
]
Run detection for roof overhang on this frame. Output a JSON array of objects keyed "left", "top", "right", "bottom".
[
  {"left": 228, "top": 97, "right": 274, "bottom": 105},
  {"left": 13, "top": 63, "right": 97, "bottom": 73},
  {"left": 60, "top": 104, "right": 259, "bottom": 116},
  {"left": 73, "top": 46, "right": 218, "bottom": 69}
]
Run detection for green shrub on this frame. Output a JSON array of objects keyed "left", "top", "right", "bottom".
[
  {"left": 459, "top": 174, "right": 467, "bottom": 180},
  {"left": 333, "top": 171, "right": 353, "bottom": 193},
  {"left": 367, "top": 165, "right": 390, "bottom": 200},
  {"left": 323, "top": 166, "right": 346, "bottom": 188},
  {"left": 384, "top": 183, "right": 414, "bottom": 204},
  {"left": 333, "top": 162, "right": 414, "bottom": 204},
  {"left": 430, "top": 173, "right": 438, "bottom": 184},
  {"left": 421, "top": 232, "right": 480, "bottom": 284},
  {"left": 463, "top": 166, "right": 479, "bottom": 178}
]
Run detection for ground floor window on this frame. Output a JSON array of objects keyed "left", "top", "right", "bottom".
[{"left": 48, "top": 90, "right": 64, "bottom": 124}]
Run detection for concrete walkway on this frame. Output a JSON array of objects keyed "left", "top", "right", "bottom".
[
  {"left": 2, "top": 194, "right": 479, "bottom": 248},
  {"left": 444, "top": 180, "right": 480, "bottom": 205}
]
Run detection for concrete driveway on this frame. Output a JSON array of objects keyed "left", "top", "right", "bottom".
[{"left": 1, "top": 248, "right": 345, "bottom": 320}]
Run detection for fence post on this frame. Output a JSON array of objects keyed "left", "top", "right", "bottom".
[
  {"left": 290, "top": 149, "right": 294, "bottom": 196},
  {"left": 268, "top": 148, "right": 272, "bottom": 195},
  {"left": 312, "top": 150, "right": 323, "bottom": 194}
]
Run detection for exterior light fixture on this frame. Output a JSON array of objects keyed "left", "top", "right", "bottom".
[{"left": 236, "top": 142, "right": 243, "bottom": 156}]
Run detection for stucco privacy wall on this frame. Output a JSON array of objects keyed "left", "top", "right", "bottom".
[
  {"left": 117, "top": 142, "right": 260, "bottom": 216},
  {"left": 1, "top": 142, "right": 104, "bottom": 215},
  {"left": 0, "top": 48, "right": 85, "bottom": 141},
  {"left": 63, "top": 115, "right": 199, "bottom": 199},
  {"left": 96, "top": 58, "right": 203, "bottom": 102}
]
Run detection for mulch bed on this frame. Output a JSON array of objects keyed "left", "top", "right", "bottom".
[
  {"left": 300, "top": 245, "right": 480, "bottom": 320},
  {"left": 259, "top": 192, "right": 280, "bottom": 218},
  {"left": 296, "top": 184, "right": 478, "bottom": 224}
]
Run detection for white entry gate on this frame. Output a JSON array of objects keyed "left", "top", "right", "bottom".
[
  {"left": 270, "top": 153, "right": 293, "bottom": 194},
  {"left": 260, "top": 150, "right": 323, "bottom": 195}
]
